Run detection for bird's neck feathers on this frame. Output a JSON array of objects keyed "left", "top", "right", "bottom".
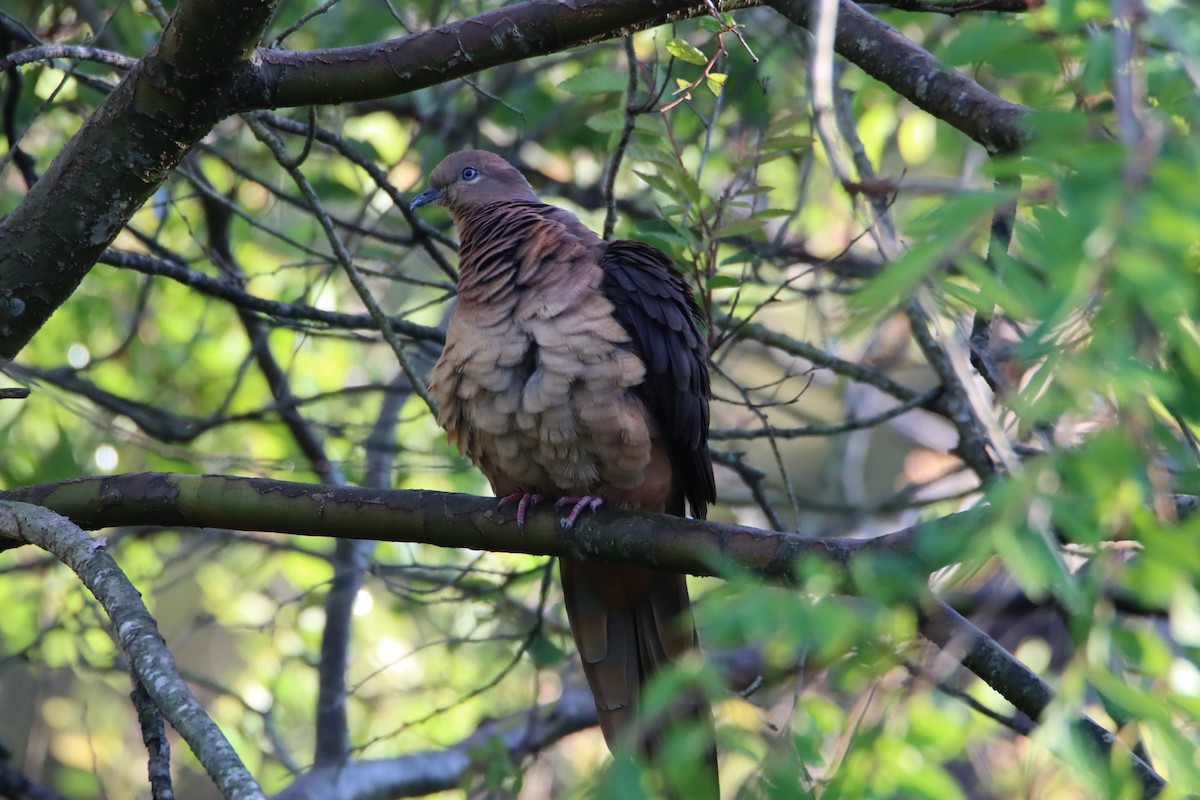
[
  {"left": 450, "top": 203, "right": 540, "bottom": 303},
  {"left": 451, "top": 203, "right": 601, "bottom": 304}
]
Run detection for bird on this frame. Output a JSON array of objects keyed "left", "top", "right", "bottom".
[{"left": 411, "top": 150, "right": 717, "bottom": 797}]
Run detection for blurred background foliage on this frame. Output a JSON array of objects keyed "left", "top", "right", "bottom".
[{"left": 2, "top": 0, "right": 1200, "bottom": 797}]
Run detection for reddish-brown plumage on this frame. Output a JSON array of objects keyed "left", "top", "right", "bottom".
[{"left": 413, "top": 150, "right": 716, "bottom": 796}]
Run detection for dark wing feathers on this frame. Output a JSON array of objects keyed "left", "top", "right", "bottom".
[{"left": 600, "top": 240, "right": 715, "bottom": 518}]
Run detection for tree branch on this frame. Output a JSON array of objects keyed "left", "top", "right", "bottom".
[
  {"left": 0, "top": 0, "right": 280, "bottom": 357},
  {"left": 1, "top": 474, "right": 1171, "bottom": 795},
  {"left": 0, "top": 472, "right": 970, "bottom": 581},
  {"left": 0, "top": 0, "right": 760, "bottom": 357},
  {"left": 131, "top": 678, "right": 175, "bottom": 800},
  {"left": 273, "top": 687, "right": 597, "bottom": 800},
  {"left": 237, "top": 0, "right": 761, "bottom": 110},
  {"left": 919, "top": 599, "right": 1165, "bottom": 798},
  {"left": 0, "top": 501, "right": 265, "bottom": 800},
  {"left": 98, "top": 250, "right": 446, "bottom": 345},
  {"left": 769, "top": 0, "right": 1030, "bottom": 153}
]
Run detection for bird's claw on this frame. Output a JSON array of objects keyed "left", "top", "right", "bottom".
[
  {"left": 555, "top": 495, "right": 604, "bottom": 529},
  {"left": 498, "top": 492, "right": 542, "bottom": 532}
]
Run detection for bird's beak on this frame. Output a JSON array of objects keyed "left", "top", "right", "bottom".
[{"left": 410, "top": 187, "right": 443, "bottom": 210}]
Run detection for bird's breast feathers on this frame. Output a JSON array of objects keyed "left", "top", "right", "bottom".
[{"left": 431, "top": 273, "right": 652, "bottom": 496}]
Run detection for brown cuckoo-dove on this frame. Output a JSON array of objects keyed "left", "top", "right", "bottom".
[{"left": 411, "top": 150, "right": 717, "bottom": 796}]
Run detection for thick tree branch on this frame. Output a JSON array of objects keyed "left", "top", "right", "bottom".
[
  {"left": 1, "top": 474, "right": 1172, "bottom": 795},
  {"left": 769, "top": 0, "right": 1030, "bottom": 153},
  {"left": 0, "top": 0, "right": 1028, "bottom": 361},
  {"left": 0, "top": 472, "right": 972, "bottom": 581},
  {"left": 236, "top": 0, "right": 761, "bottom": 110},
  {"left": 0, "top": 0, "right": 280, "bottom": 357}
]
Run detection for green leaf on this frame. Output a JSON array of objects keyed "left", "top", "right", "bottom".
[
  {"left": 954, "top": 253, "right": 1033, "bottom": 318},
  {"left": 634, "top": 166, "right": 703, "bottom": 207},
  {"left": 699, "top": 16, "right": 725, "bottom": 33},
  {"left": 708, "top": 275, "right": 740, "bottom": 289},
  {"left": 586, "top": 109, "right": 627, "bottom": 133},
  {"left": 627, "top": 141, "right": 677, "bottom": 168},
  {"left": 636, "top": 218, "right": 696, "bottom": 249},
  {"left": 938, "top": 18, "right": 1027, "bottom": 67},
  {"left": 762, "top": 134, "right": 812, "bottom": 155},
  {"left": 706, "top": 72, "right": 726, "bottom": 97},
  {"left": 666, "top": 37, "right": 708, "bottom": 66},
  {"left": 633, "top": 170, "right": 675, "bottom": 197},
  {"left": 558, "top": 69, "right": 629, "bottom": 95},
  {"left": 720, "top": 249, "right": 757, "bottom": 266},
  {"left": 904, "top": 190, "right": 999, "bottom": 237},
  {"left": 712, "top": 217, "right": 767, "bottom": 238},
  {"left": 527, "top": 632, "right": 567, "bottom": 668},
  {"left": 850, "top": 239, "right": 943, "bottom": 317}
]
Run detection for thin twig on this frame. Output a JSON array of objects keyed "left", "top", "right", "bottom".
[
  {"left": 0, "top": 44, "right": 136, "bottom": 72},
  {"left": 710, "top": 388, "right": 940, "bottom": 439},
  {"left": 243, "top": 115, "right": 439, "bottom": 417},
  {"left": 602, "top": 37, "right": 642, "bottom": 241}
]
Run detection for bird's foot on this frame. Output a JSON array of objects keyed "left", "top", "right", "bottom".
[
  {"left": 555, "top": 495, "right": 604, "bottom": 529},
  {"left": 498, "top": 492, "right": 542, "bottom": 531}
]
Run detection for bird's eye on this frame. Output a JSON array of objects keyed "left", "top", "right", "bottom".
[{"left": 461, "top": 167, "right": 479, "bottom": 181}]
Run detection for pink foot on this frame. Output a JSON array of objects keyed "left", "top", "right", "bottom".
[
  {"left": 555, "top": 495, "right": 604, "bottom": 529},
  {"left": 498, "top": 492, "right": 542, "bottom": 530}
]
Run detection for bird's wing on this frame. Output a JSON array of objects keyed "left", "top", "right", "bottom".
[{"left": 599, "top": 239, "right": 714, "bottom": 518}]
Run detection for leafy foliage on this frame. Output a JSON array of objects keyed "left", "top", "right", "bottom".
[{"left": 2, "top": 0, "right": 1200, "bottom": 798}]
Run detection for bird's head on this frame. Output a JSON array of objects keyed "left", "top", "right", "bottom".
[{"left": 410, "top": 150, "right": 539, "bottom": 216}]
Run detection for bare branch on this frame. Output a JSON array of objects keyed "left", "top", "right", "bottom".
[
  {"left": 0, "top": 44, "right": 136, "bottom": 71},
  {"left": 238, "top": 1, "right": 762, "bottom": 110},
  {"left": 710, "top": 388, "right": 940, "bottom": 439},
  {"left": 0, "top": 472, "right": 972, "bottom": 582},
  {"left": 131, "top": 678, "right": 175, "bottom": 800},
  {"left": 0, "top": 501, "right": 265, "bottom": 800},
  {"left": 98, "top": 250, "right": 446, "bottom": 345},
  {"left": 274, "top": 688, "right": 597, "bottom": 800},
  {"left": 719, "top": 314, "right": 934, "bottom": 407}
]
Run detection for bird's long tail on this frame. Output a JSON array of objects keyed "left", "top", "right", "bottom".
[{"left": 559, "top": 559, "right": 718, "bottom": 799}]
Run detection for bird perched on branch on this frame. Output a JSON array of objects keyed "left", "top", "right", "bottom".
[{"left": 412, "top": 150, "right": 716, "bottom": 796}]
